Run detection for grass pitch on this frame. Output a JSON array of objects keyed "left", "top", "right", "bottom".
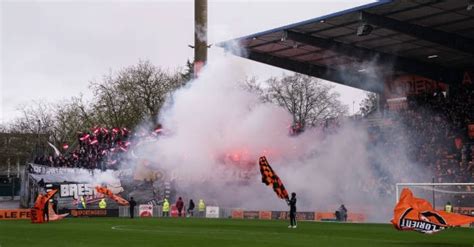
[{"left": 0, "top": 218, "right": 473, "bottom": 247}]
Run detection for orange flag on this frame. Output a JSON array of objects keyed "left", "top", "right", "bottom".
[
  {"left": 391, "top": 188, "right": 474, "bottom": 234},
  {"left": 259, "top": 156, "right": 289, "bottom": 200},
  {"left": 95, "top": 186, "right": 129, "bottom": 205}
]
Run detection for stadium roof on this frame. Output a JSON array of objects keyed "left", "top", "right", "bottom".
[{"left": 218, "top": 0, "right": 474, "bottom": 93}]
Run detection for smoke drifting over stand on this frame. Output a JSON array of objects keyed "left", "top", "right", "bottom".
[{"left": 130, "top": 52, "right": 431, "bottom": 222}]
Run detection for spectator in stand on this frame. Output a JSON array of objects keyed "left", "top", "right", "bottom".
[
  {"left": 372, "top": 85, "right": 474, "bottom": 206},
  {"left": 33, "top": 126, "right": 162, "bottom": 170}
]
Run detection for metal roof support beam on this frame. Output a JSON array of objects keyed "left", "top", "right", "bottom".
[
  {"left": 244, "top": 50, "right": 384, "bottom": 93},
  {"left": 360, "top": 11, "right": 474, "bottom": 55},
  {"left": 285, "top": 30, "right": 464, "bottom": 84}
]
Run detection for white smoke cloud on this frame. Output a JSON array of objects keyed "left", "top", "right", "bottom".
[{"left": 126, "top": 50, "right": 431, "bottom": 222}]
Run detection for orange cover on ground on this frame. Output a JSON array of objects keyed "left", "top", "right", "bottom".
[{"left": 391, "top": 188, "right": 474, "bottom": 233}]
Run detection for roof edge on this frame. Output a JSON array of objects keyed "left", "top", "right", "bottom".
[{"left": 217, "top": 0, "right": 393, "bottom": 48}]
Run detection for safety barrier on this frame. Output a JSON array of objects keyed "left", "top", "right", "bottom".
[{"left": 232, "top": 209, "right": 366, "bottom": 222}]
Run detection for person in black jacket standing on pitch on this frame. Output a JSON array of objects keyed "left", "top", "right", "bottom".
[
  {"left": 287, "top": 192, "right": 297, "bottom": 228},
  {"left": 129, "top": 197, "right": 137, "bottom": 219},
  {"left": 187, "top": 199, "right": 195, "bottom": 217}
]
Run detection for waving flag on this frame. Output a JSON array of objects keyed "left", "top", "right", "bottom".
[
  {"left": 90, "top": 137, "right": 99, "bottom": 145},
  {"left": 92, "top": 127, "right": 100, "bottom": 135},
  {"left": 47, "top": 142, "right": 61, "bottom": 157},
  {"left": 392, "top": 188, "right": 474, "bottom": 234},
  {"left": 79, "top": 134, "right": 90, "bottom": 142},
  {"left": 95, "top": 186, "right": 129, "bottom": 205},
  {"left": 259, "top": 156, "right": 289, "bottom": 200}
]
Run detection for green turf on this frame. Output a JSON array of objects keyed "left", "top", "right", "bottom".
[{"left": 0, "top": 218, "right": 473, "bottom": 247}]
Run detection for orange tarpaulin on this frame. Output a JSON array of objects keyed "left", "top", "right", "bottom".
[
  {"left": 31, "top": 189, "right": 58, "bottom": 224},
  {"left": 48, "top": 203, "right": 68, "bottom": 221},
  {"left": 391, "top": 188, "right": 474, "bottom": 234},
  {"left": 95, "top": 186, "right": 129, "bottom": 205}
]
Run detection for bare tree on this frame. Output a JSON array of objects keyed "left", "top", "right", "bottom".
[
  {"left": 90, "top": 60, "right": 186, "bottom": 128},
  {"left": 359, "top": 92, "right": 378, "bottom": 117},
  {"left": 7, "top": 98, "right": 91, "bottom": 148},
  {"left": 5, "top": 60, "right": 189, "bottom": 158},
  {"left": 52, "top": 96, "right": 93, "bottom": 146},
  {"left": 0, "top": 123, "right": 8, "bottom": 132},
  {"left": 10, "top": 101, "right": 55, "bottom": 135},
  {"left": 246, "top": 73, "right": 348, "bottom": 130},
  {"left": 8, "top": 101, "right": 56, "bottom": 155}
]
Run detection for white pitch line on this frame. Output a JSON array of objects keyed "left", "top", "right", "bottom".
[{"left": 110, "top": 225, "right": 412, "bottom": 243}]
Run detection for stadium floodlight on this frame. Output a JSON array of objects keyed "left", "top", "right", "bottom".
[
  {"left": 357, "top": 23, "right": 373, "bottom": 36},
  {"left": 281, "top": 31, "right": 288, "bottom": 42}
]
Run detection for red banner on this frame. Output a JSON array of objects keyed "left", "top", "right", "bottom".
[
  {"left": 259, "top": 211, "right": 272, "bottom": 220},
  {"left": 231, "top": 210, "right": 243, "bottom": 219},
  {"left": 384, "top": 75, "right": 447, "bottom": 99}
]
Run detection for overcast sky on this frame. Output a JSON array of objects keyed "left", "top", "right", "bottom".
[{"left": 1, "top": 0, "right": 373, "bottom": 125}]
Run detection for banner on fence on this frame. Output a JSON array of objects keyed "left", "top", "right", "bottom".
[
  {"left": 70, "top": 209, "right": 118, "bottom": 217},
  {"left": 0, "top": 209, "right": 31, "bottom": 220},
  {"left": 139, "top": 204, "right": 153, "bottom": 217},
  {"left": 243, "top": 211, "right": 259, "bottom": 219},
  {"left": 259, "top": 211, "right": 272, "bottom": 220},
  {"left": 231, "top": 209, "right": 243, "bottom": 219},
  {"left": 206, "top": 206, "right": 219, "bottom": 218}
]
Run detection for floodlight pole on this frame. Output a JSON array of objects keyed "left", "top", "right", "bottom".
[{"left": 194, "top": 0, "right": 207, "bottom": 78}]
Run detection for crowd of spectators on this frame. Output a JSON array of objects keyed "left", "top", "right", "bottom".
[
  {"left": 33, "top": 126, "right": 163, "bottom": 170},
  {"left": 369, "top": 85, "right": 474, "bottom": 206}
]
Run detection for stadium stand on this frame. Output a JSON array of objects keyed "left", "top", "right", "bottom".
[
  {"left": 33, "top": 127, "right": 162, "bottom": 170},
  {"left": 219, "top": 0, "right": 474, "bottom": 208}
]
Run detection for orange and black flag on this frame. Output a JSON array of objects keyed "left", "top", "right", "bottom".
[
  {"left": 392, "top": 188, "right": 474, "bottom": 234},
  {"left": 259, "top": 156, "right": 289, "bottom": 200},
  {"left": 95, "top": 186, "right": 129, "bottom": 205}
]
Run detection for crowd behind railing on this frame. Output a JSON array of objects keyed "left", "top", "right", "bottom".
[{"left": 33, "top": 126, "right": 163, "bottom": 170}]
